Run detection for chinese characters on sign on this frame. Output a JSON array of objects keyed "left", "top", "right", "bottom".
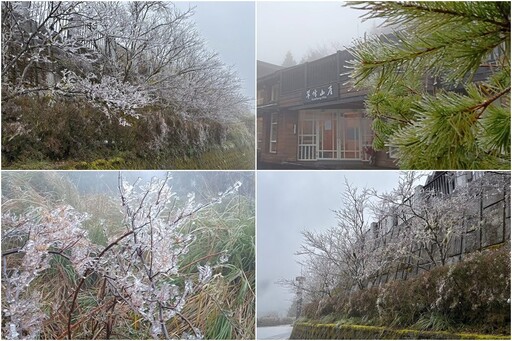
[{"left": 304, "top": 83, "right": 338, "bottom": 103}]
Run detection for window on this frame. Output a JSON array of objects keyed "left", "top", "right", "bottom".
[
  {"left": 388, "top": 145, "right": 399, "bottom": 159},
  {"left": 270, "top": 84, "right": 279, "bottom": 102},
  {"left": 345, "top": 127, "right": 359, "bottom": 140},
  {"left": 257, "top": 89, "right": 265, "bottom": 105},
  {"left": 257, "top": 117, "right": 263, "bottom": 151},
  {"left": 270, "top": 113, "right": 278, "bottom": 153}
]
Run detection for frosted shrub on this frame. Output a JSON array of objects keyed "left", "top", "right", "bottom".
[
  {"left": 322, "top": 246, "right": 510, "bottom": 333},
  {"left": 57, "top": 70, "right": 153, "bottom": 120},
  {"left": 90, "top": 175, "right": 236, "bottom": 339},
  {"left": 2, "top": 206, "right": 90, "bottom": 339},
  {"left": 433, "top": 246, "right": 511, "bottom": 328},
  {"left": 1, "top": 175, "right": 242, "bottom": 339}
]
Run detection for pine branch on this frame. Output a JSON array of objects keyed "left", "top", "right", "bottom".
[
  {"left": 352, "top": 1, "right": 510, "bottom": 30},
  {"left": 470, "top": 86, "right": 511, "bottom": 120},
  {"left": 395, "top": 2, "right": 510, "bottom": 30}
]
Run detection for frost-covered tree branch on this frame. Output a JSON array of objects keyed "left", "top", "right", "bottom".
[
  {"left": 1, "top": 205, "right": 91, "bottom": 340},
  {"left": 296, "top": 179, "right": 375, "bottom": 292},
  {"left": 2, "top": 1, "right": 249, "bottom": 124}
]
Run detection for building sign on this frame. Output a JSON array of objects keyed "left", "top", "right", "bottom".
[{"left": 304, "top": 83, "right": 338, "bottom": 103}]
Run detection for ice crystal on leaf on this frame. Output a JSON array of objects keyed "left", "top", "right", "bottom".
[
  {"left": 2, "top": 206, "right": 90, "bottom": 339},
  {"left": 218, "top": 253, "right": 229, "bottom": 264},
  {"left": 198, "top": 264, "right": 213, "bottom": 284}
]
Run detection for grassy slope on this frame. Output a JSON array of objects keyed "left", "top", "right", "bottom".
[
  {"left": 3, "top": 145, "right": 255, "bottom": 170},
  {"left": 290, "top": 322, "right": 511, "bottom": 340}
]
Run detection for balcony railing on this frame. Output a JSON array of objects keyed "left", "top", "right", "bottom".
[{"left": 423, "top": 171, "right": 454, "bottom": 194}]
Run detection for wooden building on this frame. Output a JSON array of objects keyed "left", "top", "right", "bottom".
[{"left": 257, "top": 50, "right": 398, "bottom": 169}]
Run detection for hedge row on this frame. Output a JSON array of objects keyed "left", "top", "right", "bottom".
[
  {"left": 2, "top": 96, "right": 253, "bottom": 169},
  {"left": 303, "top": 245, "right": 510, "bottom": 335}
]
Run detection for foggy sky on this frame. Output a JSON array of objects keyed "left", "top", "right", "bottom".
[
  {"left": 56, "top": 171, "right": 255, "bottom": 203},
  {"left": 257, "top": 171, "right": 407, "bottom": 317},
  {"left": 257, "top": 1, "right": 384, "bottom": 65},
  {"left": 175, "top": 2, "right": 255, "bottom": 103}
]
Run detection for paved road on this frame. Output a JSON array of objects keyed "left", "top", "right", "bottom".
[{"left": 257, "top": 325, "right": 294, "bottom": 340}]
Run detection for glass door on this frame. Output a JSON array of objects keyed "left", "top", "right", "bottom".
[
  {"left": 298, "top": 111, "right": 317, "bottom": 160},
  {"left": 341, "top": 113, "right": 361, "bottom": 159},
  {"left": 298, "top": 109, "right": 371, "bottom": 161},
  {"left": 361, "top": 118, "right": 373, "bottom": 161},
  {"left": 318, "top": 112, "right": 337, "bottom": 159}
]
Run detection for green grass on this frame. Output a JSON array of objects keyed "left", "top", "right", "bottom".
[
  {"left": 290, "top": 322, "right": 511, "bottom": 340},
  {"left": 412, "top": 313, "right": 453, "bottom": 332},
  {"left": 176, "top": 195, "right": 255, "bottom": 339}
]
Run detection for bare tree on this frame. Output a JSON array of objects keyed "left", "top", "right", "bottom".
[
  {"left": 2, "top": 2, "right": 95, "bottom": 88},
  {"left": 297, "top": 179, "right": 374, "bottom": 292},
  {"left": 299, "top": 44, "right": 333, "bottom": 63}
]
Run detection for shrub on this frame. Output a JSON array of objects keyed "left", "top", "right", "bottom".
[
  {"left": 257, "top": 316, "right": 294, "bottom": 327},
  {"left": 2, "top": 96, "right": 253, "bottom": 169},
  {"left": 307, "top": 246, "right": 510, "bottom": 334},
  {"left": 376, "top": 265, "right": 449, "bottom": 327},
  {"left": 314, "top": 296, "right": 335, "bottom": 317},
  {"left": 435, "top": 246, "right": 511, "bottom": 333},
  {"left": 344, "top": 287, "right": 380, "bottom": 321},
  {"left": 303, "top": 301, "right": 320, "bottom": 320}
]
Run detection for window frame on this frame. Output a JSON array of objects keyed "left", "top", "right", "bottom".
[{"left": 269, "top": 113, "right": 278, "bottom": 153}]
